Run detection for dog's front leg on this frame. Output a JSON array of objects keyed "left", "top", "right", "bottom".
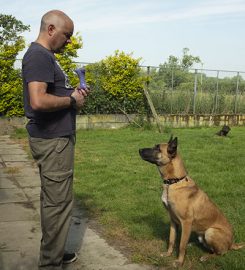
[
  {"left": 161, "top": 219, "right": 177, "bottom": 257},
  {"left": 173, "top": 220, "right": 192, "bottom": 268}
]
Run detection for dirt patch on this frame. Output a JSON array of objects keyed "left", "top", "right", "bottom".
[
  {"left": 20, "top": 201, "right": 36, "bottom": 210},
  {"left": 6, "top": 167, "right": 21, "bottom": 174}
]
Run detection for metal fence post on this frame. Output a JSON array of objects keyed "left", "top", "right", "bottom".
[
  {"left": 214, "top": 71, "right": 219, "bottom": 114},
  {"left": 171, "top": 68, "right": 174, "bottom": 114},
  {"left": 147, "top": 66, "right": 150, "bottom": 88},
  {"left": 193, "top": 69, "right": 198, "bottom": 114},
  {"left": 235, "top": 72, "right": 240, "bottom": 114}
]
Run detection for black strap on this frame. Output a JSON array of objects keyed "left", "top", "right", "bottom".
[{"left": 163, "top": 175, "right": 187, "bottom": 185}]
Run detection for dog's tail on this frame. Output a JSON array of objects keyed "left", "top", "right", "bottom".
[{"left": 230, "top": 243, "right": 245, "bottom": 250}]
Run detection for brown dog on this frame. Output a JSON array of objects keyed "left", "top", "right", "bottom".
[{"left": 139, "top": 136, "right": 243, "bottom": 267}]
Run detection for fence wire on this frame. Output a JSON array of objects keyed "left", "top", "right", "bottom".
[
  {"left": 141, "top": 66, "right": 245, "bottom": 115},
  {"left": 10, "top": 59, "right": 245, "bottom": 115}
]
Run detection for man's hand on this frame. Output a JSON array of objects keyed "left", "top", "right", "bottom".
[
  {"left": 77, "top": 86, "right": 90, "bottom": 97},
  {"left": 28, "top": 81, "right": 90, "bottom": 112},
  {"left": 71, "top": 86, "right": 90, "bottom": 110}
]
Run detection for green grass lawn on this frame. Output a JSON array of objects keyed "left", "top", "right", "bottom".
[
  {"left": 74, "top": 126, "right": 245, "bottom": 269},
  {"left": 12, "top": 126, "right": 245, "bottom": 269}
]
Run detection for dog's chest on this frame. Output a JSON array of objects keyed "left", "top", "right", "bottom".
[
  {"left": 161, "top": 186, "right": 176, "bottom": 209},
  {"left": 162, "top": 188, "right": 169, "bottom": 207}
]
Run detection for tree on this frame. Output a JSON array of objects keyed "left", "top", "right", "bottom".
[
  {"left": 0, "top": 14, "right": 30, "bottom": 116},
  {"left": 0, "top": 14, "right": 30, "bottom": 45},
  {"left": 0, "top": 14, "right": 30, "bottom": 81},
  {"left": 80, "top": 50, "right": 147, "bottom": 114},
  {"left": 98, "top": 50, "right": 145, "bottom": 100},
  {"left": 181, "top": 48, "right": 201, "bottom": 70},
  {"left": 157, "top": 48, "right": 202, "bottom": 89}
]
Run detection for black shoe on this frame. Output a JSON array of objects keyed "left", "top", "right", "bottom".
[{"left": 62, "top": 253, "right": 77, "bottom": 264}]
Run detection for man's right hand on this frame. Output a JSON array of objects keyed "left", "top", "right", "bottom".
[{"left": 71, "top": 87, "right": 88, "bottom": 110}]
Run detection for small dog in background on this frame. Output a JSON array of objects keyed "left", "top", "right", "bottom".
[
  {"left": 216, "top": 125, "right": 231, "bottom": 136},
  {"left": 139, "top": 136, "right": 243, "bottom": 267}
]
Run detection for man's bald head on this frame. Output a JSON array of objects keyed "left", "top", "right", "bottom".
[
  {"left": 36, "top": 10, "right": 74, "bottom": 53},
  {"left": 40, "top": 10, "right": 73, "bottom": 32}
]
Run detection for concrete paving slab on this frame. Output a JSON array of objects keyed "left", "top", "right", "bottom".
[
  {"left": 78, "top": 227, "right": 128, "bottom": 266},
  {"left": 0, "top": 167, "right": 14, "bottom": 174},
  {"left": 0, "top": 146, "right": 21, "bottom": 152},
  {"left": 22, "top": 187, "right": 40, "bottom": 202},
  {"left": 1, "top": 155, "right": 29, "bottom": 162},
  {"left": 14, "top": 176, "right": 40, "bottom": 188},
  {"left": 32, "top": 201, "right": 41, "bottom": 216},
  {"left": 4, "top": 161, "right": 34, "bottom": 168},
  {"left": 0, "top": 203, "right": 38, "bottom": 222},
  {"left": 11, "top": 167, "right": 39, "bottom": 178},
  {"left": 0, "top": 138, "right": 15, "bottom": 143},
  {"left": 0, "top": 220, "right": 40, "bottom": 251},
  {"left": 0, "top": 251, "right": 39, "bottom": 270},
  {"left": 0, "top": 149, "right": 27, "bottom": 156},
  {"left": 0, "top": 167, "right": 23, "bottom": 177},
  {"left": 0, "top": 177, "right": 17, "bottom": 189},
  {"left": 0, "top": 188, "right": 27, "bottom": 203},
  {"left": 0, "top": 135, "right": 10, "bottom": 139},
  {"left": 0, "top": 136, "right": 20, "bottom": 142}
]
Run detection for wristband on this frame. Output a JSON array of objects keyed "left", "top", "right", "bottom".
[{"left": 70, "top": 95, "right": 76, "bottom": 108}]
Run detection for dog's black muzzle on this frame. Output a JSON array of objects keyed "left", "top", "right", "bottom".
[{"left": 139, "top": 148, "right": 158, "bottom": 165}]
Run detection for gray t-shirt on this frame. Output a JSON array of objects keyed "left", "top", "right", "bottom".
[{"left": 22, "top": 42, "right": 76, "bottom": 138}]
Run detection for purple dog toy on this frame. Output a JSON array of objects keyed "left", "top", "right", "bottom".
[{"left": 75, "top": 67, "right": 87, "bottom": 89}]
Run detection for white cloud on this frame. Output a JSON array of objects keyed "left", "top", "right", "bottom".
[
  {"left": 2, "top": 0, "right": 245, "bottom": 69},
  {"left": 2, "top": 0, "right": 245, "bottom": 32},
  {"left": 76, "top": 0, "right": 245, "bottom": 31}
]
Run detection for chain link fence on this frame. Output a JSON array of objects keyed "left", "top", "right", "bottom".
[
  {"left": 142, "top": 66, "right": 245, "bottom": 115},
  {"left": 13, "top": 59, "right": 245, "bottom": 115}
]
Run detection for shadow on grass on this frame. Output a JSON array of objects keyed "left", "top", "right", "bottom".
[{"left": 131, "top": 212, "right": 169, "bottom": 240}]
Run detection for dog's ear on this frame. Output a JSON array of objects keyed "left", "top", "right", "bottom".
[
  {"left": 168, "top": 135, "right": 173, "bottom": 144},
  {"left": 167, "top": 137, "right": 178, "bottom": 158}
]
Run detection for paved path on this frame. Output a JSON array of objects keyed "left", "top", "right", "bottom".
[{"left": 0, "top": 135, "right": 154, "bottom": 270}]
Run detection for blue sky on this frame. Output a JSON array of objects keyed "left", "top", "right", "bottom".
[{"left": 2, "top": 0, "right": 245, "bottom": 71}]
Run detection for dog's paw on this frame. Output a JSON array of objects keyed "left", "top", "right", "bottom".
[
  {"left": 172, "top": 260, "right": 183, "bottom": 268},
  {"left": 199, "top": 255, "right": 209, "bottom": 262},
  {"left": 160, "top": 251, "right": 172, "bottom": 257}
]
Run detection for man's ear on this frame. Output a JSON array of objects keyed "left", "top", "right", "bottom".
[
  {"left": 48, "top": 24, "right": 55, "bottom": 36},
  {"left": 167, "top": 137, "right": 178, "bottom": 158}
]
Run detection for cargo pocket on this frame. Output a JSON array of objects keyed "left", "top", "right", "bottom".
[
  {"left": 41, "top": 169, "right": 73, "bottom": 206},
  {"left": 54, "top": 137, "right": 73, "bottom": 171},
  {"left": 55, "top": 137, "right": 70, "bottom": 153}
]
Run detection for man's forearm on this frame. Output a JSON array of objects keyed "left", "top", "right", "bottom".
[
  {"left": 28, "top": 81, "right": 72, "bottom": 112},
  {"left": 30, "top": 92, "right": 71, "bottom": 112}
]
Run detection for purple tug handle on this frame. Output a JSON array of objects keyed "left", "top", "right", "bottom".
[{"left": 75, "top": 67, "right": 86, "bottom": 89}]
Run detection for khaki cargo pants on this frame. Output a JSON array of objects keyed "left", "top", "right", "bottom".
[{"left": 29, "top": 136, "right": 75, "bottom": 270}]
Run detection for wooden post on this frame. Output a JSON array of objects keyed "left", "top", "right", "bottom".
[{"left": 143, "top": 86, "right": 162, "bottom": 133}]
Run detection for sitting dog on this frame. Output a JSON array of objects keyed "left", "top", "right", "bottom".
[
  {"left": 139, "top": 136, "right": 243, "bottom": 267},
  {"left": 216, "top": 125, "right": 231, "bottom": 136}
]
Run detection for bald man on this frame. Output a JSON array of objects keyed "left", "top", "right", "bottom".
[{"left": 22, "top": 10, "right": 89, "bottom": 269}]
